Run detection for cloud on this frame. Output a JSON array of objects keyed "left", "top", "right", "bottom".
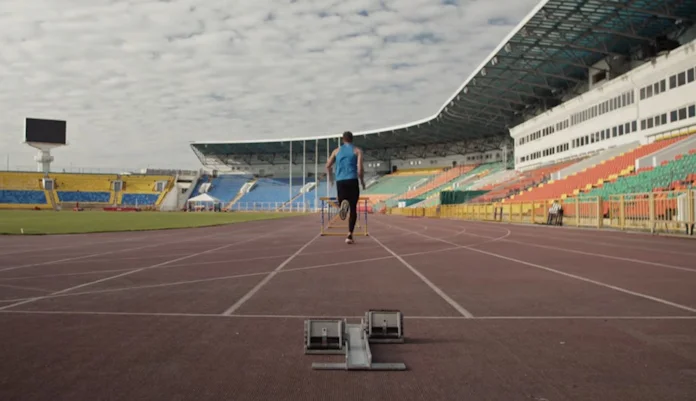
[{"left": 0, "top": 0, "right": 538, "bottom": 170}]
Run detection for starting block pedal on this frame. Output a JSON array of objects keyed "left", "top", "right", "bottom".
[
  {"left": 304, "top": 319, "right": 346, "bottom": 354},
  {"left": 364, "top": 310, "right": 404, "bottom": 343},
  {"left": 304, "top": 310, "right": 407, "bottom": 371}
]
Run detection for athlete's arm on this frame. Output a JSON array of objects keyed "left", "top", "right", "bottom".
[
  {"left": 326, "top": 148, "right": 338, "bottom": 186},
  {"left": 356, "top": 147, "right": 365, "bottom": 190}
]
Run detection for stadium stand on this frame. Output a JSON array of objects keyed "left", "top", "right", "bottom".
[
  {"left": 51, "top": 173, "right": 116, "bottom": 204},
  {"left": 470, "top": 159, "right": 579, "bottom": 203},
  {"left": 236, "top": 177, "right": 305, "bottom": 208},
  {"left": 400, "top": 165, "right": 477, "bottom": 200},
  {"left": 201, "top": 174, "right": 252, "bottom": 204},
  {"left": 511, "top": 137, "right": 687, "bottom": 202},
  {"left": 120, "top": 175, "right": 173, "bottom": 207},
  {"left": 0, "top": 172, "right": 51, "bottom": 209},
  {"left": 583, "top": 147, "right": 696, "bottom": 200},
  {"left": 363, "top": 169, "right": 440, "bottom": 203}
]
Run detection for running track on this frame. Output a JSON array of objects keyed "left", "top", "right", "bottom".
[{"left": 0, "top": 215, "right": 695, "bottom": 401}]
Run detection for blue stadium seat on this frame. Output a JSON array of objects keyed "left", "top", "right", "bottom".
[
  {"left": 0, "top": 190, "right": 47, "bottom": 204},
  {"left": 121, "top": 193, "right": 159, "bottom": 206},
  {"left": 206, "top": 175, "right": 252, "bottom": 203},
  {"left": 237, "top": 178, "right": 305, "bottom": 209},
  {"left": 57, "top": 191, "right": 110, "bottom": 203}
]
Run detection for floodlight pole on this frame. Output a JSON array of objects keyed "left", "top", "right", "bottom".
[
  {"left": 302, "top": 140, "right": 306, "bottom": 212},
  {"left": 314, "top": 140, "right": 318, "bottom": 212},
  {"left": 289, "top": 141, "right": 293, "bottom": 211}
]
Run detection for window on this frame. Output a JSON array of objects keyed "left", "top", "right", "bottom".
[
  {"left": 611, "top": 127, "right": 617, "bottom": 137},
  {"left": 625, "top": 122, "right": 631, "bottom": 133},
  {"left": 619, "top": 125, "right": 624, "bottom": 136},
  {"left": 671, "top": 110, "right": 678, "bottom": 122},
  {"left": 689, "top": 105, "right": 695, "bottom": 118},
  {"left": 621, "top": 94, "right": 626, "bottom": 106},
  {"left": 688, "top": 68, "right": 695, "bottom": 83},
  {"left": 640, "top": 87, "right": 646, "bottom": 100},
  {"left": 679, "top": 107, "right": 687, "bottom": 120},
  {"left": 678, "top": 72, "right": 686, "bottom": 86},
  {"left": 646, "top": 85, "right": 653, "bottom": 98},
  {"left": 647, "top": 118, "right": 653, "bottom": 129},
  {"left": 654, "top": 82, "right": 660, "bottom": 95},
  {"left": 670, "top": 75, "right": 677, "bottom": 89},
  {"left": 641, "top": 120, "right": 646, "bottom": 130},
  {"left": 661, "top": 114, "right": 667, "bottom": 125},
  {"left": 632, "top": 121, "right": 637, "bottom": 132},
  {"left": 654, "top": 116, "right": 661, "bottom": 126},
  {"left": 660, "top": 80, "right": 666, "bottom": 92}
]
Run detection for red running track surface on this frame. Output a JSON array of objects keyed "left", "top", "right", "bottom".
[{"left": 0, "top": 214, "right": 695, "bottom": 401}]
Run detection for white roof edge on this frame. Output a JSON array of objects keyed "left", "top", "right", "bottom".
[{"left": 190, "top": 0, "right": 550, "bottom": 146}]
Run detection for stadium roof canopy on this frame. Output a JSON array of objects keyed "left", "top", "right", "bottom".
[{"left": 191, "top": 0, "right": 695, "bottom": 166}]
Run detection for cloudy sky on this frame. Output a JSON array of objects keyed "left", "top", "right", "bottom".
[{"left": 1, "top": 0, "right": 540, "bottom": 171}]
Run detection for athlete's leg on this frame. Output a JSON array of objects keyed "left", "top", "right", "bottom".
[
  {"left": 336, "top": 180, "right": 350, "bottom": 220},
  {"left": 347, "top": 179, "right": 360, "bottom": 235}
]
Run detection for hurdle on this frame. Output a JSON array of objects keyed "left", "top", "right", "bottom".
[
  {"left": 319, "top": 197, "right": 369, "bottom": 237},
  {"left": 304, "top": 310, "right": 406, "bottom": 371}
]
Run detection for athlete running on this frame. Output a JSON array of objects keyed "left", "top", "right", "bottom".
[{"left": 326, "top": 131, "right": 365, "bottom": 244}]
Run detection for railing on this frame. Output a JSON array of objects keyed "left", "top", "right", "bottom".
[
  {"left": 387, "top": 190, "right": 696, "bottom": 236},
  {"left": 230, "top": 202, "right": 317, "bottom": 212}
]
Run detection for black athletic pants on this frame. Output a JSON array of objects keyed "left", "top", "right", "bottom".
[{"left": 336, "top": 178, "right": 360, "bottom": 234}]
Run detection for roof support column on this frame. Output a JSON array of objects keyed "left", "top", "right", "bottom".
[
  {"left": 314, "top": 139, "right": 318, "bottom": 212},
  {"left": 289, "top": 141, "right": 292, "bottom": 212},
  {"left": 326, "top": 138, "right": 330, "bottom": 200},
  {"left": 302, "top": 140, "right": 306, "bottom": 213}
]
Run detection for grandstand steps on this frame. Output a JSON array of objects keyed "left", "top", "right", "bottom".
[
  {"left": 226, "top": 190, "right": 247, "bottom": 211},
  {"left": 552, "top": 142, "right": 638, "bottom": 181},
  {"left": 46, "top": 190, "right": 58, "bottom": 211},
  {"left": 511, "top": 137, "right": 686, "bottom": 202}
]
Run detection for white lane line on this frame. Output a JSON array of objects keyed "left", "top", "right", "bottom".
[
  {"left": 391, "top": 219, "right": 696, "bottom": 273},
  {"left": 0, "top": 283, "right": 52, "bottom": 293},
  {"left": 0, "top": 230, "right": 249, "bottom": 273},
  {"left": 1, "top": 309, "right": 695, "bottom": 321},
  {"left": 371, "top": 234, "right": 474, "bottom": 318},
  {"left": 379, "top": 220, "right": 696, "bottom": 314},
  {"left": 0, "top": 255, "right": 398, "bottom": 304},
  {"left": 0, "top": 229, "right": 290, "bottom": 312},
  {"left": 221, "top": 234, "right": 321, "bottom": 316}
]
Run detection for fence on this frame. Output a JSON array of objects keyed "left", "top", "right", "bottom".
[
  {"left": 387, "top": 190, "right": 696, "bottom": 236},
  {"left": 229, "top": 202, "right": 316, "bottom": 212}
]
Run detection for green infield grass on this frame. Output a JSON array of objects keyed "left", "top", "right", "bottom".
[{"left": 0, "top": 210, "right": 305, "bottom": 235}]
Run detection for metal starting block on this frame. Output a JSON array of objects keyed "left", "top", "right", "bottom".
[
  {"left": 304, "top": 311, "right": 406, "bottom": 371},
  {"left": 304, "top": 319, "right": 346, "bottom": 354},
  {"left": 364, "top": 310, "right": 404, "bottom": 343}
]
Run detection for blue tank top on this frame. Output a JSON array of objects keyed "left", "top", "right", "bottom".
[{"left": 335, "top": 144, "right": 358, "bottom": 181}]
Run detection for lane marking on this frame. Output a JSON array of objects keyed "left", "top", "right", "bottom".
[
  {"left": 0, "top": 229, "right": 296, "bottom": 312},
  {"left": 221, "top": 234, "right": 321, "bottom": 316},
  {"left": 378, "top": 219, "right": 696, "bottom": 314},
  {"left": 1, "top": 309, "right": 694, "bottom": 320},
  {"left": 391, "top": 218, "right": 696, "bottom": 273},
  {"left": 371, "top": 234, "right": 474, "bottom": 318}
]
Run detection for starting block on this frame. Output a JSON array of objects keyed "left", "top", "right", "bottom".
[
  {"left": 304, "top": 319, "right": 346, "bottom": 354},
  {"left": 320, "top": 197, "right": 369, "bottom": 237},
  {"left": 304, "top": 310, "right": 406, "bottom": 371},
  {"left": 365, "top": 310, "right": 404, "bottom": 343}
]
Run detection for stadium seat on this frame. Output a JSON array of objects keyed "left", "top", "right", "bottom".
[
  {"left": 51, "top": 173, "right": 117, "bottom": 204},
  {"left": 0, "top": 172, "right": 51, "bottom": 209},
  {"left": 120, "top": 175, "right": 173, "bottom": 207},
  {"left": 512, "top": 137, "right": 685, "bottom": 202},
  {"left": 400, "top": 165, "right": 477, "bottom": 200}
]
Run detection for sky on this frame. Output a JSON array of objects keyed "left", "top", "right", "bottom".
[{"left": 0, "top": 0, "right": 540, "bottom": 171}]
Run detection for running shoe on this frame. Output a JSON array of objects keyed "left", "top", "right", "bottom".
[
  {"left": 339, "top": 199, "right": 350, "bottom": 220},
  {"left": 345, "top": 234, "right": 354, "bottom": 244}
]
